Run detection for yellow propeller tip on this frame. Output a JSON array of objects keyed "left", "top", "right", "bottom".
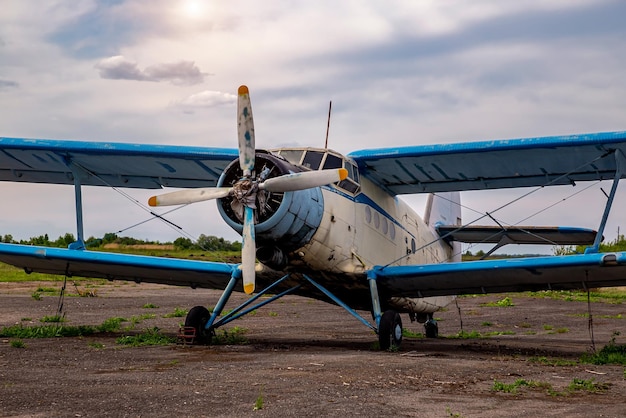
[
  {"left": 243, "top": 283, "right": 254, "bottom": 294},
  {"left": 148, "top": 196, "right": 157, "bottom": 207},
  {"left": 339, "top": 168, "right": 348, "bottom": 181},
  {"left": 238, "top": 85, "right": 249, "bottom": 95}
]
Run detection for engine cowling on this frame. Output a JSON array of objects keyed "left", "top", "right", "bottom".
[{"left": 216, "top": 151, "right": 324, "bottom": 270}]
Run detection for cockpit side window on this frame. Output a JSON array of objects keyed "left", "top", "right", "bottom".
[{"left": 302, "top": 151, "right": 324, "bottom": 170}]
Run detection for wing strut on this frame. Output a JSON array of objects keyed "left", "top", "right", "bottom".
[
  {"left": 68, "top": 164, "right": 86, "bottom": 250},
  {"left": 586, "top": 150, "right": 626, "bottom": 253}
]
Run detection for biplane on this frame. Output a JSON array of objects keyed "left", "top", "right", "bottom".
[{"left": 1, "top": 85, "right": 625, "bottom": 349}]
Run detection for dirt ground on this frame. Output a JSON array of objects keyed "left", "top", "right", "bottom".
[{"left": 1, "top": 281, "right": 625, "bottom": 417}]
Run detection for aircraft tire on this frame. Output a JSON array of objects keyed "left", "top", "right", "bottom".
[
  {"left": 424, "top": 319, "right": 438, "bottom": 338},
  {"left": 378, "top": 310, "right": 402, "bottom": 350},
  {"left": 185, "top": 306, "right": 212, "bottom": 345}
]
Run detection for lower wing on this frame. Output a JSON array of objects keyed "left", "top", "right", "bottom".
[
  {"left": 373, "top": 252, "right": 626, "bottom": 297},
  {"left": 0, "top": 243, "right": 237, "bottom": 290}
]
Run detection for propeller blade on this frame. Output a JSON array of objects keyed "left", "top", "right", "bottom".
[
  {"left": 241, "top": 206, "right": 256, "bottom": 294},
  {"left": 237, "top": 85, "right": 255, "bottom": 177},
  {"left": 260, "top": 168, "right": 348, "bottom": 193},
  {"left": 148, "top": 188, "right": 232, "bottom": 207}
]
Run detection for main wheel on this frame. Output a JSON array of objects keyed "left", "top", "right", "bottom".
[
  {"left": 185, "top": 306, "right": 212, "bottom": 345},
  {"left": 378, "top": 310, "right": 402, "bottom": 350},
  {"left": 424, "top": 313, "right": 438, "bottom": 338}
]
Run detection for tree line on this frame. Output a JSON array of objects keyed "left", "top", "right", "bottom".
[{"left": 0, "top": 233, "right": 241, "bottom": 252}]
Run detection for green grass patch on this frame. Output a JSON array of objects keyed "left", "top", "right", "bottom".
[
  {"left": 142, "top": 303, "right": 159, "bottom": 309},
  {"left": 402, "top": 328, "right": 424, "bottom": 338},
  {"left": 10, "top": 339, "right": 26, "bottom": 348},
  {"left": 529, "top": 356, "right": 578, "bottom": 367},
  {"left": 581, "top": 342, "right": 626, "bottom": 366},
  {"left": 0, "top": 324, "right": 97, "bottom": 338},
  {"left": 116, "top": 327, "right": 176, "bottom": 347},
  {"left": 481, "top": 296, "right": 514, "bottom": 307},
  {"left": 527, "top": 289, "right": 626, "bottom": 304},
  {"left": 40, "top": 315, "right": 66, "bottom": 323},
  {"left": 98, "top": 317, "right": 127, "bottom": 332},
  {"left": 212, "top": 326, "right": 249, "bottom": 345},
  {"left": 163, "top": 307, "right": 188, "bottom": 318},
  {"left": 568, "top": 378, "right": 610, "bottom": 393}
]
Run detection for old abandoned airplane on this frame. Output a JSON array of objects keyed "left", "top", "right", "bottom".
[{"left": 1, "top": 85, "right": 626, "bottom": 349}]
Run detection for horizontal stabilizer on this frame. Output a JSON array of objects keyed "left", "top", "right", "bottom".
[{"left": 436, "top": 225, "right": 598, "bottom": 246}]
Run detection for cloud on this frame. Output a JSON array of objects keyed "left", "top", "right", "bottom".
[
  {"left": 0, "top": 79, "right": 19, "bottom": 90},
  {"left": 173, "top": 90, "right": 237, "bottom": 113},
  {"left": 95, "top": 55, "right": 209, "bottom": 85}
]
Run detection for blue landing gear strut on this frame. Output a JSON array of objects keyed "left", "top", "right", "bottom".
[{"left": 185, "top": 268, "right": 393, "bottom": 348}]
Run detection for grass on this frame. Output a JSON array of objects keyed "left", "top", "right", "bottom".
[
  {"left": 402, "top": 328, "right": 424, "bottom": 338},
  {"left": 447, "top": 330, "right": 515, "bottom": 339},
  {"left": 40, "top": 315, "right": 66, "bottom": 323},
  {"left": 253, "top": 387, "right": 264, "bottom": 411},
  {"left": 581, "top": 340, "right": 626, "bottom": 366},
  {"left": 481, "top": 296, "right": 514, "bottom": 307},
  {"left": 10, "top": 339, "right": 26, "bottom": 348},
  {"left": 529, "top": 356, "right": 578, "bottom": 367},
  {"left": 212, "top": 326, "right": 249, "bottom": 345},
  {"left": 492, "top": 378, "right": 608, "bottom": 396},
  {"left": 143, "top": 303, "right": 159, "bottom": 309},
  {"left": 116, "top": 327, "right": 176, "bottom": 347},
  {"left": 526, "top": 289, "right": 626, "bottom": 304},
  {"left": 163, "top": 307, "right": 188, "bottom": 318}
]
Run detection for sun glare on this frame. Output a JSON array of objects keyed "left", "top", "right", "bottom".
[{"left": 181, "top": 0, "right": 206, "bottom": 19}]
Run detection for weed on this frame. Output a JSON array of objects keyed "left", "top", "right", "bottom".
[
  {"left": 20, "top": 318, "right": 32, "bottom": 322},
  {"left": 446, "top": 407, "right": 462, "bottom": 417},
  {"left": 556, "top": 327, "right": 569, "bottom": 334},
  {"left": 481, "top": 321, "right": 493, "bottom": 327},
  {"left": 543, "top": 324, "right": 553, "bottom": 331},
  {"left": 31, "top": 292, "right": 42, "bottom": 301},
  {"left": 0, "top": 324, "right": 96, "bottom": 338},
  {"left": 116, "top": 327, "right": 176, "bottom": 347},
  {"left": 98, "top": 317, "right": 127, "bottom": 332},
  {"left": 163, "top": 307, "right": 187, "bottom": 318},
  {"left": 484, "top": 330, "right": 515, "bottom": 336},
  {"left": 10, "top": 339, "right": 26, "bottom": 348},
  {"left": 88, "top": 342, "right": 105, "bottom": 349},
  {"left": 519, "top": 322, "right": 532, "bottom": 328},
  {"left": 213, "top": 326, "right": 249, "bottom": 345},
  {"left": 581, "top": 340, "right": 626, "bottom": 366},
  {"left": 448, "top": 330, "right": 482, "bottom": 339},
  {"left": 481, "top": 297, "right": 514, "bottom": 307},
  {"left": 402, "top": 328, "right": 424, "bottom": 338},
  {"left": 143, "top": 303, "right": 159, "bottom": 309},
  {"left": 253, "top": 387, "right": 264, "bottom": 411},
  {"left": 568, "top": 378, "right": 610, "bottom": 393},
  {"left": 268, "top": 311, "right": 278, "bottom": 317},
  {"left": 40, "top": 315, "right": 65, "bottom": 323},
  {"left": 492, "top": 379, "right": 553, "bottom": 394},
  {"left": 529, "top": 356, "right": 578, "bottom": 367}
]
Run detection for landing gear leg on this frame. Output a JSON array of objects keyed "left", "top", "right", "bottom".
[
  {"left": 378, "top": 310, "right": 403, "bottom": 350},
  {"left": 424, "top": 313, "right": 438, "bottom": 338}
]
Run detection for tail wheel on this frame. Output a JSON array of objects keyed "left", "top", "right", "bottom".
[
  {"left": 378, "top": 310, "right": 403, "bottom": 350},
  {"left": 185, "top": 306, "right": 212, "bottom": 345}
]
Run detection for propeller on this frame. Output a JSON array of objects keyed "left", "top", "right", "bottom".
[{"left": 148, "top": 85, "right": 348, "bottom": 295}]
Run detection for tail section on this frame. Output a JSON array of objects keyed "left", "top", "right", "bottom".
[{"left": 425, "top": 192, "right": 462, "bottom": 262}]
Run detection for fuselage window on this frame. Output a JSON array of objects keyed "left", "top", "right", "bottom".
[
  {"left": 381, "top": 217, "right": 388, "bottom": 235},
  {"left": 389, "top": 222, "right": 396, "bottom": 240},
  {"left": 302, "top": 151, "right": 324, "bottom": 170},
  {"left": 411, "top": 238, "right": 416, "bottom": 254},
  {"left": 374, "top": 212, "right": 380, "bottom": 229},
  {"left": 365, "top": 206, "right": 372, "bottom": 224}
]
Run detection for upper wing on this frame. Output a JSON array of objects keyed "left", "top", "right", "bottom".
[
  {"left": 348, "top": 131, "right": 626, "bottom": 195},
  {"left": 0, "top": 137, "right": 238, "bottom": 188},
  {"left": 0, "top": 243, "right": 238, "bottom": 290},
  {"left": 373, "top": 252, "right": 626, "bottom": 298}
]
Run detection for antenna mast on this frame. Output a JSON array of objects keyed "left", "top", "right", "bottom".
[{"left": 324, "top": 100, "right": 332, "bottom": 149}]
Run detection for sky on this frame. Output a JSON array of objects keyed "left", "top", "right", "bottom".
[{"left": 1, "top": 0, "right": 626, "bottom": 255}]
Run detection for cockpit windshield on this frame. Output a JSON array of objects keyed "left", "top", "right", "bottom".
[{"left": 272, "top": 148, "right": 361, "bottom": 194}]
